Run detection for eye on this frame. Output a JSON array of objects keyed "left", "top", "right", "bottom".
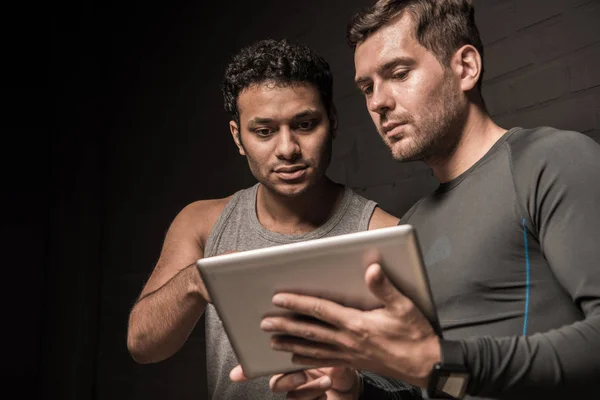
[
  {"left": 393, "top": 70, "right": 410, "bottom": 80},
  {"left": 254, "top": 128, "right": 273, "bottom": 137},
  {"left": 361, "top": 85, "right": 373, "bottom": 96},
  {"left": 296, "top": 120, "right": 316, "bottom": 131}
]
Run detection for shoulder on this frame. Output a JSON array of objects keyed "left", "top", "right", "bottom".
[
  {"left": 178, "top": 197, "right": 232, "bottom": 224},
  {"left": 504, "top": 126, "right": 600, "bottom": 182},
  {"left": 504, "top": 127, "right": 600, "bottom": 225},
  {"left": 506, "top": 126, "right": 598, "bottom": 162},
  {"left": 368, "top": 206, "right": 400, "bottom": 230},
  {"left": 344, "top": 186, "right": 400, "bottom": 229},
  {"left": 168, "top": 196, "right": 234, "bottom": 248}
]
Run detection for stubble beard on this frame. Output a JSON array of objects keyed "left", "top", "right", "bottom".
[
  {"left": 247, "top": 132, "right": 334, "bottom": 199},
  {"left": 384, "top": 78, "right": 465, "bottom": 163}
]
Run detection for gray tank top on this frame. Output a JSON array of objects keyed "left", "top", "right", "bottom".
[{"left": 204, "top": 183, "right": 377, "bottom": 399}]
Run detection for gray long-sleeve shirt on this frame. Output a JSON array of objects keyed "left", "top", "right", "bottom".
[{"left": 363, "top": 127, "right": 600, "bottom": 399}]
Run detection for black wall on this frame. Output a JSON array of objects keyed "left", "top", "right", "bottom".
[{"left": 5, "top": 0, "right": 598, "bottom": 399}]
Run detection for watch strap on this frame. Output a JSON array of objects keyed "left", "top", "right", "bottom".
[
  {"left": 427, "top": 340, "right": 470, "bottom": 399},
  {"left": 440, "top": 340, "right": 466, "bottom": 367}
]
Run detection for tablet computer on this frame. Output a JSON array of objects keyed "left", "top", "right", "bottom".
[{"left": 196, "top": 224, "right": 441, "bottom": 379}]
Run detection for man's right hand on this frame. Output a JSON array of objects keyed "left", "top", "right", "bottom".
[{"left": 230, "top": 365, "right": 361, "bottom": 400}]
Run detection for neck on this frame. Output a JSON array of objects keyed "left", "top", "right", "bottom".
[
  {"left": 256, "top": 178, "right": 343, "bottom": 234},
  {"left": 425, "top": 102, "right": 506, "bottom": 183}
]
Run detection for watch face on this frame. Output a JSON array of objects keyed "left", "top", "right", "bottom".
[
  {"left": 437, "top": 373, "right": 470, "bottom": 398},
  {"left": 428, "top": 363, "right": 470, "bottom": 399}
]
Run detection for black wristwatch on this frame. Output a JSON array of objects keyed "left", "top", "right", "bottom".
[{"left": 427, "top": 340, "right": 470, "bottom": 399}]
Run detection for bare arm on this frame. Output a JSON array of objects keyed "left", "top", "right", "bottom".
[{"left": 127, "top": 198, "right": 228, "bottom": 363}]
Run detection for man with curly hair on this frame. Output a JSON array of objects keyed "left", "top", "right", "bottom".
[{"left": 126, "top": 38, "right": 419, "bottom": 399}]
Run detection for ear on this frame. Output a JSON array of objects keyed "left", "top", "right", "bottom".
[
  {"left": 329, "top": 104, "right": 339, "bottom": 139},
  {"left": 229, "top": 121, "right": 245, "bottom": 156},
  {"left": 451, "top": 44, "right": 482, "bottom": 92}
]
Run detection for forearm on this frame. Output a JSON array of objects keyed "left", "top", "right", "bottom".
[
  {"left": 459, "top": 314, "right": 600, "bottom": 398},
  {"left": 477, "top": 131, "right": 600, "bottom": 397},
  {"left": 360, "top": 371, "right": 422, "bottom": 399},
  {"left": 127, "top": 264, "right": 207, "bottom": 363}
]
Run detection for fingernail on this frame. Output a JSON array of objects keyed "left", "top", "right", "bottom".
[
  {"left": 292, "top": 373, "right": 306, "bottom": 385},
  {"left": 320, "top": 376, "right": 332, "bottom": 389},
  {"left": 271, "top": 340, "right": 282, "bottom": 350},
  {"left": 260, "top": 320, "right": 274, "bottom": 331},
  {"left": 272, "top": 294, "right": 284, "bottom": 306},
  {"left": 370, "top": 264, "right": 384, "bottom": 282}
]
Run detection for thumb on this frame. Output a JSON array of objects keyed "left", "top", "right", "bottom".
[
  {"left": 365, "top": 263, "right": 402, "bottom": 307},
  {"left": 320, "top": 367, "right": 357, "bottom": 392},
  {"left": 229, "top": 365, "right": 248, "bottom": 382}
]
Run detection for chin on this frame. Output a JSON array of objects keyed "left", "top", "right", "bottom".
[
  {"left": 389, "top": 143, "right": 424, "bottom": 162},
  {"left": 270, "top": 181, "right": 311, "bottom": 198}
]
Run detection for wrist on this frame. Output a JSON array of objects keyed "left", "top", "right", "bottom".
[
  {"left": 426, "top": 340, "right": 470, "bottom": 399},
  {"left": 417, "top": 335, "right": 443, "bottom": 388},
  {"left": 354, "top": 369, "right": 364, "bottom": 399}
]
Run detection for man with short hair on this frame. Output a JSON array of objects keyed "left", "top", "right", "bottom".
[
  {"left": 127, "top": 38, "right": 418, "bottom": 399},
  {"left": 242, "top": 1, "right": 600, "bottom": 399}
]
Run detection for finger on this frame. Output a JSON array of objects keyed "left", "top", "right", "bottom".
[
  {"left": 365, "top": 263, "right": 404, "bottom": 307},
  {"left": 272, "top": 293, "right": 355, "bottom": 328},
  {"left": 286, "top": 380, "right": 331, "bottom": 400},
  {"left": 269, "top": 371, "right": 332, "bottom": 394},
  {"left": 322, "top": 367, "right": 356, "bottom": 392},
  {"left": 290, "top": 395, "right": 327, "bottom": 400},
  {"left": 229, "top": 365, "right": 248, "bottom": 382},
  {"left": 269, "top": 372, "right": 302, "bottom": 392},
  {"left": 292, "top": 355, "right": 347, "bottom": 369},
  {"left": 261, "top": 316, "right": 341, "bottom": 346},
  {"left": 272, "top": 335, "right": 346, "bottom": 360}
]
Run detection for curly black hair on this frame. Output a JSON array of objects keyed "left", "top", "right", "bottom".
[{"left": 222, "top": 39, "right": 335, "bottom": 126}]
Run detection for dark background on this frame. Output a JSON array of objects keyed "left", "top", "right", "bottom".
[{"left": 4, "top": 0, "right": 599, "bottom": 399}]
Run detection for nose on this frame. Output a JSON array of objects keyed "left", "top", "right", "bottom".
[
  {"left": 367, "top": 82, "right": 395, "bottom": 116},
  {"left": 275, "top": 128, "right": 301, "bottom": 161}
]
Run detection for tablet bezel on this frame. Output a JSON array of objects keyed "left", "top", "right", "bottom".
[{"left": 197, "top": 224, "right": 441, "bottom": 378}]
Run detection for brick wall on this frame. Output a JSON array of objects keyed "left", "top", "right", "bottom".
[
  {"left": 89, "top": 1, "right": 600, "bottom": 399},
  {"left": 326, "top": 0, "right": 600, "bottom": 218},
  {"left": 479, "top": 0, "right": 600, "bottom": 142}
]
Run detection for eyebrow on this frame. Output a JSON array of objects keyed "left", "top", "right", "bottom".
[
  {"left": 247, "top": 117, "right": 273, "bottom": 129},
  {"left": 355, "top": 56, "right": 416, "bottom": 87},
  {"left": 291, "top": 109, "right": 321, "bottom": 120},
  {"left": 247, "top": 109, "right": 321, "bottom": 128}
]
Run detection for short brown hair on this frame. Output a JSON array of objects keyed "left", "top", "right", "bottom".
[{"left": 347, "top": 0, "right": 485, "bottom": 90}]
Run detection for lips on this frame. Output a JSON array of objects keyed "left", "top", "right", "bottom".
[
  {"left": 381, "top": 122, "right": 404, "bottom": 135},
  {"left": 381, "top": 122, "right": 408, "bottom": 140},
  {"left": 274, "top": 165, "right": 307, "bottom": 181}
]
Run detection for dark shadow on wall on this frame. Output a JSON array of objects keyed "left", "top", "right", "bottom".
[{"left": 5, "top": 0, "right": 597, "bottom": 399}]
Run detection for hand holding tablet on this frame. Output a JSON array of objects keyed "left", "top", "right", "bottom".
[{"left": 196, "top": 224, "right": 441, "bottom": 379}]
